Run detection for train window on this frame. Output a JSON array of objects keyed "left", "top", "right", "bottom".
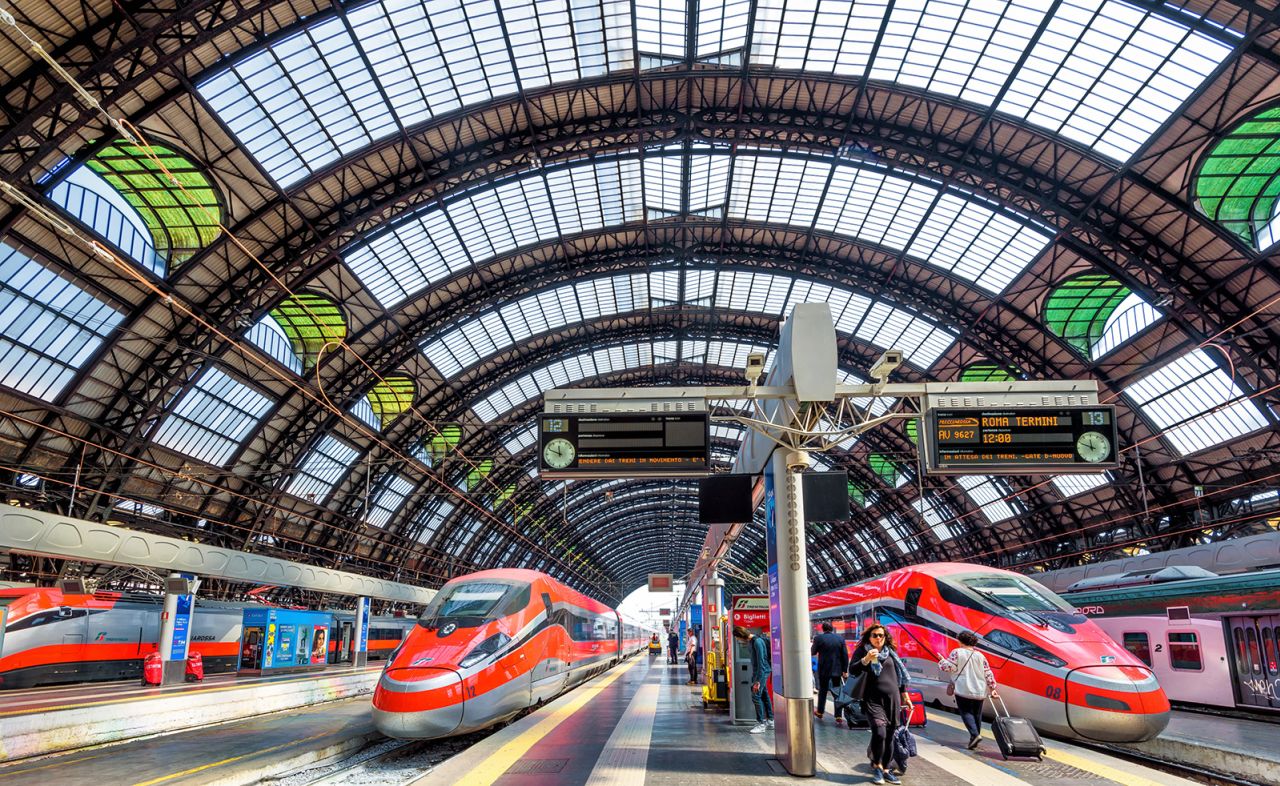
[
  {"left": 1122, "top": 632, "right": 1152, "bottom": 666},
  {"left": 1263, "top": 629, "right": 1278, "bottom": 676},
  {"left": 1167, "top": 632, "right": 1203, "bottom": 671},
  {"left": 1246, "top": 628, "right": 1262, "bottom": 675},
  {"left": 954, "top": 575, "right": 1075, "bottom": 613},
  {"left": 983, "top": 629, "right": 1067, "bottom": 667}
]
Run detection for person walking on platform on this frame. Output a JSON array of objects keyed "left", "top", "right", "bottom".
[
  {"left": 939, "top": 630, "right": 999, "bottom": 750},
  {"left": 849, "top": 624, "right": 911, "bottom": 785},
  {"left": 685, "top": 636, "right": 700, "bottom": 684},
  {"left": 733, "top": 626, "right": 774, "bottom": 734},
  {"left": 811, "top": 621, "right": 849, "bottom": 722},
  {"left": 668, "top": 630, "right": 680, "bottom": 665}
]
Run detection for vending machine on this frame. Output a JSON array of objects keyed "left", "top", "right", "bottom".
[{"left": 729, "top": 594, "right": 770, "bottom": 725}]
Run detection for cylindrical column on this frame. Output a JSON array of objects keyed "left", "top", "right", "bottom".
[
  {"left": 769, "top": 449, "right": 816, "bottom": 776},
  {"left": 158, "top": 573, "right": 197, "bottom": 685}
]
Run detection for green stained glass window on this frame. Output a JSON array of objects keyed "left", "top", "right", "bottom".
[
  {"left": 268, "top": 294, "right": 347, "bottom": 370},
  {"left": 424, "top": 424, "right": 462, "bottom": 467},
  {"left": 495, "top": 484, "right": 517, "bottom": 508},
  {"left": 84, "top": 142, "right": 222, "bottom": 267},
  {"left": 1195, "top": 106, "right": 1280, "bottom": 250},
  {"left": 366, "top": 375, "right": 415, "bottom": 429},
  {"left": 466, "top": 460, "right": 494, "bottom": 492},
  {"left": 847, "top": 481, "right": 866, "bottom": 508},
  {"left": 959, "top": 363, "right": 1017, "bottom": 382},
  {"left": 904, "top": 419, "right": 918, "bottom": 445},
  {"left": 869, "top": 453, "right": 899, "bottom": 487},
  {"left": 1043, "top": 274, "right": 1130, "bottom": 357}
]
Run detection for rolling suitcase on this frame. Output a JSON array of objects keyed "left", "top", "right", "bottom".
[
  {"left": 906, "top": 688, "right": 927, "bottom": 727},
  {"left": 991, "top": 695, "right": 1045, "bottom": 761}
]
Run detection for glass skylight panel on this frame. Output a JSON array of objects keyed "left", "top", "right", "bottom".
[
  {"left": 471, "top": 343, "right": 658, "bottom": 420},
  {"left": 545, "top": 159, "right": 643, "bottom": 235},
  {"left": 702, "top": 340, "right": 773, "bottom": 370},
  {"left": 1092, "top": 291, "right": 1161, "bottom": 358},
  {"left": 698, "top": 0, "right": 750, "bottom": 57},
  {"left": 878, "top": 515, "right": 914, "bottom": 554},
  {"left": 687, "top": 152, "right": 733, "bottom": 213},
  {"left": 350, "top": 396, "right": 379, "bottom": 430},
  {"left": 854, "top": 301, "right": 957, "bottom": 369},
  {"left": 151, "top": 366, "right": 273, "bottom": 466},
  {"left": 912, "top": 495, "right": 956, "bottom": 541},
  {"left": 956, "top": 474, "right": 1017, "bottom": 523},
  {"left": 751, "top": 0, "right": 885, "bottom": 74},
  {"left": 717, "top": 270, "right": 791, "bottom": 315},
  {"left": 0, "top": 243, "right": 123, "bottom": 402},
  {"left": 503, "top": 424, "right": 538, "bottom": 455},
  {"left": 286, "top": 435, "right": 359, "bottom": 502},
  {"left": 1052, "top": 472, "right": 1109, "bottom": 499},
  {"left": 997, "top": 0, "right": 1233, "bottom": 162},
  {"left": 246, "top": 317, "right": 303, "bottom": 375},
  {"left": 815, "top": 166, "right": 934, "bottom": 250},
  {"left": 644, "top": 151, "right": 684, "bottom": 213},
  {"left": 366, "top": 473, "right": 415, "bottom": 527},
  {"left": 871, "top": 1, "right": 1049, "bottom": 105},
  {"left": 729, "top": 155, "right": 829, "bottom": 226},
  {"left": 635, "top": 0, "right": 687, "bottom": 58},
  {"left": 345, "top": 207, "right": 467, "bottom": 307},
  {"left": 906, "top": 194, "right": 1052, "bottom": 293},
  {"left": 1123, "top": 349, "right": 1268, "bottom": 455}
]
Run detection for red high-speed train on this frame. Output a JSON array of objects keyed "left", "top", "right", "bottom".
[
  {"left": 810, "top": 563, "right": 1170, "bottom": 742},
  {"left": 372, "top": 568, "right": 655, "bottom": 739}
]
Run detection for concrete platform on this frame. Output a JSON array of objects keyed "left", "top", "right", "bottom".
[
  {"left": 1111, "top": 709, "right": 1280, "bottom": 785},
  {"left": 423, "top": 656, "right": 1200, "bottom": 786},
  {"left": 0, "top": 665, "right": 381, "bottom": 762}
]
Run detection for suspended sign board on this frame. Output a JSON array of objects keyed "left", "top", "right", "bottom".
[
  {"left": 648, "top": 574, "right": 674, "bottom": 592},
  {"left": 538, "top": 413, "right": 710, "bottom": 478},
  {"left": 925, "top": 406, "right": 1119, "bottom": 474}
]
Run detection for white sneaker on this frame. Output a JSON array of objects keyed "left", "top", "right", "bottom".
[
  {"left": 767, "top": 719, "right": 775, "bottom": 728},
  {"left": 750, "top": 723, "right": 767, "bottom": 734}
]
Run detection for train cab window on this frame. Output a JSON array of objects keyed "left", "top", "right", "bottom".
[
  {"left": 1167, "top": 632, "right": 1203, "bottom": 671},
  {"left": 1122, "top": 632, "right": 1152, "bottom": 666},
  {"left": 418, "top": 580, "right": 519, "bottom": 629}
]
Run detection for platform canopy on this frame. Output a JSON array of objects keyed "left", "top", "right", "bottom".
[{"left": 0, "top": 0, "right": 1277, "bottom": 603}]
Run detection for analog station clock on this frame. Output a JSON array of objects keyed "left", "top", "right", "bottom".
[
  {"left": 543, "top": 437, "right": 576, "bottom": 469},
  {"left": 1076, "top": 431, "right": 1111, "bottom": 463}
]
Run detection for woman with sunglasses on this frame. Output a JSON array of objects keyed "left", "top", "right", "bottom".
[{"left": 849, "top": 624, "right": 912, "bottom": 784}]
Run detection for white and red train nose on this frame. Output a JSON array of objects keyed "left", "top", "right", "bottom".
[
  {"left": 1060, "top": 665, "right": 1170, "bottom": 742},
  {"left": 372, "top": 666, "right": 465, "bottom": 738}
]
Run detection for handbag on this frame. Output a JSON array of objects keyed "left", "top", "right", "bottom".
[{"left": 835, "top": 670, "right": 866, "bottom": 708}]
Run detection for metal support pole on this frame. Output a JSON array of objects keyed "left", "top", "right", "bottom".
[
  {"left": 769, "top": 449, "right": 816, "bottom": 776},
  {"left": 158, "top": 573, "right": 197, "bottom": 685}
]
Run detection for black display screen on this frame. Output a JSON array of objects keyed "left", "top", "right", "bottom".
[
  {"left": 538, "top": 413, "right": 710, "bottom": 478},
  {"left": 926, "top": 406, "right": 1119, "bottom": 474}
]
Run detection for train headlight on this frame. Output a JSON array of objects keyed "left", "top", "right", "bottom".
[{"left": 459, "top": 632, "right": 512, "bottom": 669}]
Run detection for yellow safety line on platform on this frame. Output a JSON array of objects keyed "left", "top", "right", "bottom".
[
  {"left": 128, "top": 730, "right": 332, "bottom": 786},
  {"left": 0, "top": 753, "right": 108, "bottom": 780},
  {"left": 457, "top": 658, "right": 643, "bottom": 786},
  {"left": 0, "top": 668, "right": 380, "bottom": 717},
  {"left": 925, "top": 712, "right": 1169, "bottom": 786}
]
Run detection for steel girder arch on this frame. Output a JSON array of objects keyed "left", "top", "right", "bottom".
[{"left": 27, "top": 94, "right": 1269, "bottom": 535}]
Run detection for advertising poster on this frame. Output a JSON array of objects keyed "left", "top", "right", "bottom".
[
  {"left": 764, "top": 468, "right": 783, "bottom": 692},
  {"left": 311, "top": 625, "right": 328, "bottom": 665},
  {"left": 168, "top": 593, "right": 193, "bottom": 661}
]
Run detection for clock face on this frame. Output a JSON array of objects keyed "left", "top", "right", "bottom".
[
  {"left": 1076, "top": 431, "right": 1111, "bottom": 463},
  {"left": 543, "top": 437, "right": 576, "bottom": 469}
]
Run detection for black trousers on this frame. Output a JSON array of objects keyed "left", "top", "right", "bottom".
[
  {"left": 816, "top": 669, "right": 839, "bottom": 715},
  {"left": 956, "top": 695, "right": 985, "bottom": 738},
  {"left": 863, "top": 693, "right": 900, "bottom": 769},
  {"left": 687, "top": 657, "right": 697, "bottom": 682}
]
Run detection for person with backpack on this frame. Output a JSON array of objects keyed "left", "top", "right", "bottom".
[
  {"left": 733, "top": 626, "right": 774, "bottom": 734},
  {"left": 849, "top": 624, "right": 911, "bottom": 785},
  {"left": 811, "top": 621, "right": 849, "bottom": 722},
  {"left": 939, "top": 630, "right": 999, "bottom": 750}
]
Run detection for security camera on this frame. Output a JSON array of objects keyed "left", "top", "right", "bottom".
[
  {"left": 869, "top": 349, "right": 903, "bottom": 382},
  {"left": 744, "top": 352, "right": 766, "bottom": 386},
  {"left": 785, "top": 450, "right": 809, "bottom": 472}
]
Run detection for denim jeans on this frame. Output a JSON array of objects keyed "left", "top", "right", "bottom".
[
  {"left": 956, "top": 695, "right": 984, "bottom": 738},
  {"left": 752, "top": 682, "right": 773, "bottom": 721}
]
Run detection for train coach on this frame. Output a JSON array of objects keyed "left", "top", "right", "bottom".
[
  {"left": 1060, "top": 566, "right": 1280, "bottom": 712},
  {"left": 0, "top": 586, "right": 414, "bottom": 688},
  {"left": 372, "top": 568, "right": 657, "bottom": 739},
  {"left": 810, "top": 563, "right": 1170, "bottom": 743}
]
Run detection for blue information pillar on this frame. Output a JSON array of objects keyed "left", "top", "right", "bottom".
[{"left": 355, "top": 597, "right": 371, "bottom": 667}]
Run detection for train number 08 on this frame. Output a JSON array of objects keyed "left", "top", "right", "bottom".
[{"left": 1044, "top": 685, "right": 1062, "bottom": 700}]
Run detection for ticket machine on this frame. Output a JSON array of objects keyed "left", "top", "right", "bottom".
[{"left": 729, "top": 594, "right": 770, "bottom": 725}]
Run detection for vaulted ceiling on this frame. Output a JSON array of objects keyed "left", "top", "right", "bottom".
[{"left": 1, "top": 0, "right": 1279, "bottom": 603}]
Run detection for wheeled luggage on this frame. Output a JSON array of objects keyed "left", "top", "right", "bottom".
[
  {"left": 991, "top": 695, "right": 1044, "bottom": 760},
  {"left": 185, "top": 651, "right": 205, "bottom": 682},
  {"left": 906, "top": 688, "right": 927, "bottom": 727},
  {"left": 141, "top": 651, "right": 163, "bottom": 686}
]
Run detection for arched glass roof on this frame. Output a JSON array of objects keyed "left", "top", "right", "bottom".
[
  {"left": 196, "top": 0, "right": 1234, "bottom": 187},
  {"left": 344, "top": 151, "right": 1052, "bottom": 309}
]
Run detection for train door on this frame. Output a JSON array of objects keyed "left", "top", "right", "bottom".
[
  {"left": 240, "top": 627, "right": 264, "bottom": 670},
  {"left": 1228, "top": 615, "right": 1280, "bottom": 709}
]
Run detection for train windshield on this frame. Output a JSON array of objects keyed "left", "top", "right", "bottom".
[
  {"left": 955, "top": 575, "right": 1074, "bottom": 614},
  {"left": 418, "top": 580, "right": 529, "bottom": 630}
]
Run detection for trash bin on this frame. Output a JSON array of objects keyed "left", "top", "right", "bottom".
[
  {"left": 142, "top": 651, "right": 163, "bottom": 686},
  {"left": 185, "top": 651, "right": 205, "bottom": 682}
]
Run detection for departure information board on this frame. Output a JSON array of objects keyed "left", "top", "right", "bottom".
[
  {"left": 925, "top": 406, "right": 1119, "bottom": 474},
  {"left": 538, "top": 413, "right": 710, "bottom": 478}
]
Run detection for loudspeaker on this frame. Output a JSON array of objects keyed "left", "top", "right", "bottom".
[
  {"left": 698, "top": 474, "right": 754, "bottom": 524},
  {"left": 802, "top": 472, "right": 850, "bottom": 522}
]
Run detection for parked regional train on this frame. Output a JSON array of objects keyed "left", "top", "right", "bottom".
[
  {"left": 1060, "top": 566, "right": 1280, "bottom": 713},
  {"left": 372, "top": 568, "right": 657, "bottom": 739},
  {"left": 810, "top": 563, "right": 1170, "bottom": 742},
  {"left": 0, "top": 586, "right": 414, "bottom": 688}
]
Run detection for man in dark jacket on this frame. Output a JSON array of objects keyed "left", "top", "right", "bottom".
[
  {"left": 811, "top": 621, "right": 849, "bottom": 720},
  {"left": 667, "top": 630, "right": 679, "bottom": 664},
  {"left": 733, "top": 626, "right": 773, "bottom": 733}
]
